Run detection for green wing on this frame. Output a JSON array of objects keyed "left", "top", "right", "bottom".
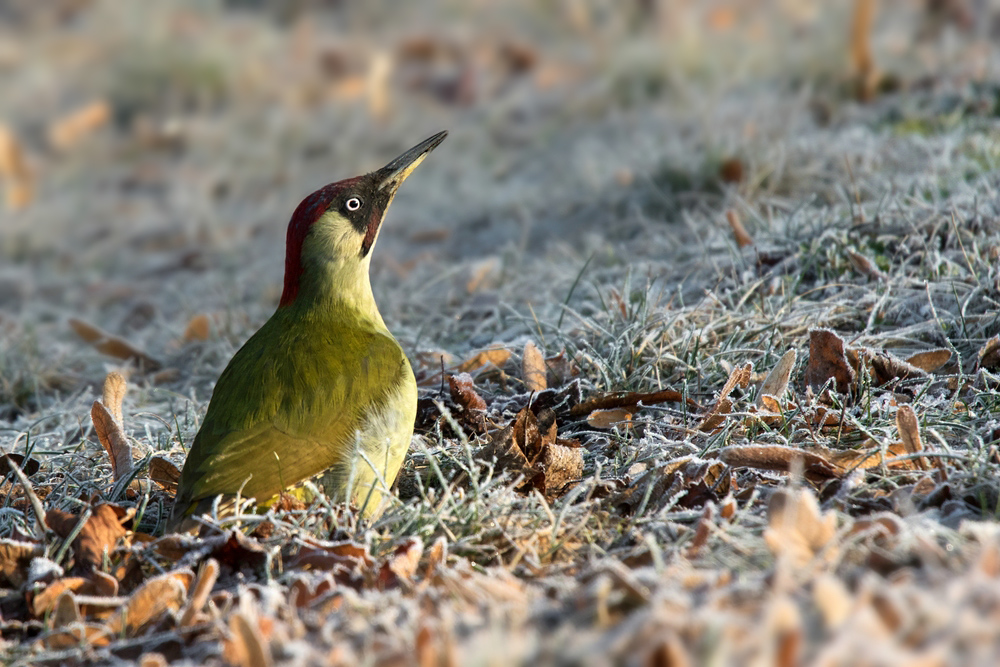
[{"left": 175, "top": 310, "right": 411, "bottom": 511}]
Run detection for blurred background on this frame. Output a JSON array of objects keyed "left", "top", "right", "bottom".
[{"left": 0, "top": 0, "right": 997, "bottom": 415}]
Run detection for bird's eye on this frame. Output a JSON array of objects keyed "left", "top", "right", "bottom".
[{"left": 345, "top": 197, "right": 362, "bottom": 212}]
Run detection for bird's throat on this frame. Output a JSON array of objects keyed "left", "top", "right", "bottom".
[{"left": 286, "top": 256, "right": 385, "bottom": 328}]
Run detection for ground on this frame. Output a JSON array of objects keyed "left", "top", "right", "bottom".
[{"left": 2, "top": 1, "right": 1000, "bottom": 665}]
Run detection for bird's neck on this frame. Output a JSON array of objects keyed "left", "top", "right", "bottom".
[{"left": 281, "top": 257, "right": 386, "bottom": 329}]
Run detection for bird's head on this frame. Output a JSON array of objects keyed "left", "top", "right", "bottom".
[{"left": 278, "top": 131, "right": 447, "bottom": 309}]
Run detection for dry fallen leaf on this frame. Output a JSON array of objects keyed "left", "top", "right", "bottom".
[
  {"left": 466, "top": 257, "right": 501, "bottom": 293},
  {"left": 896, "top": 404, "right": 928, "bottom": 470},
  {"left": 586, "top": 407, "right": 632, "bottom": 430},
  {"left": 756, "top": 349, "right": 797, "bottom": 406},
  {"left": 91, "top": 401, "right": 133, "bottom": 482},
  {"left": 105, "top": 569, "right": 191, "bottom": 636},
  {"left": 47, "top": 100, "right": 111, "bottom": 151},
  {"left": 764, "top": 487, "right": 838, "bottom": 568},
  {"left": 613, "top": 458, "right": 730, "bottom": 516},
  {"left": 38, "top": 622, "right": 111, "bottom": 651},
  {"left": 0, "top": 539, "right": 43, "bottom": 587},
  {"left": 51, "top": 590, "right": 82, "bottom": 628},
  {"left": 685, "top": 503, "right": 715, "bottom": 558},
  {"left": 31, "top": 577, "right": 94, "bottom": 617},
  {"left": 905, "top": 348, "right": 952, "bottom": 373},
  {"left": 378, "top": 537, "right": 424, "bottom": 589},
  {"left": 0, "top": 123, "right": 33, "bottom": 211},
  {"left": 481, "top": 406, "right": 580, "bottom": 497},
  {"left": 522, "top": 341, "right": 547, "bottom": 392},
  {"left": 824, "top": 440, "right": 917, "bottom": 473},
  {"left": 813, "top": 573, "right": 854, "bottom": 629},
  {"left": 804, "top": 329, "right": 855, "bottom": 395},
  {"left": 149, "top": 455, "right": 181, "bottom": 492},
  {"left": 448, "top": 373, "right": 486, "bottom": 413},
  {"left": 0, "top": 452, "right": 40, "bottom": 477},
  {"left": 864, "top": 349, "right": 927, "bottom": 387},
  {"left": 720, "top": 445, "right": 840, "bottom": 482},
  {"left": 720, "top": 160, "right": 745, "bottom": 185},
  {"left": 46, "top": 504, "right": 129, "bottom": 572},
  {"left": 570, "top": 387, "right": 699, "bottom": 417},
  {"left": 978, "top": 335, "right": 1000, "bottom": 370},
  {"left": 846, "top": 249, "right": 886, "bottom": 281},
  {"left": 180, "top": 558, "right": 219, "bottom": 627},
  {"left": 457, "top": 346, "right": 511, "bottom": 374},
  {"left": 697, "top": 363, "right": 752, "bottom": 432},
  {"left": 540, "top": 439, "right": 584, "bottom": 496},
  {"left": 227, "top": 610, "right": 273, "bottom": 667},
  {"left": 366, "top": 50, "right": 393, "bottom": 121},
  {"left": 101, "top": 371, "right": 127, "bottom": 426},
  {"left": 183, "top": 313, "right": 212, "bottom": 342},
  {"left": 69, "top": 318, "right": 161, "bottom": 370},
  {"left": 288, "top": 539, "right": 373, "bottom": 573},
  {"left": 726, "top": 209, "right": 753, "bottom": 247},
  {"left": 850, "top": 0, "right": 879, "bottom": 101}
]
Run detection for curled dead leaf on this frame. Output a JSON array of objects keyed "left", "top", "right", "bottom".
[
  {"left": 905, "top": 348, "right": 952, "bottom": 373},
  {"left": 685, "top": 503, "right": 715, "bottom": 558},
  {"left": 570, "top": 387, "right": 699, "bottom": 418},
  {"left": 52, "top": 590, "right": 81, "bottom": 628},
  {"left": 105, "top": 569, "right": 192, "bottom": 636},
  {"left": 0, "top": 539, "right": 42, "bottom": 587},
  {"left": 765, "top": 488, "right": 838, "bottom": 568},
  {"left": 183, "top": 314, "right": 212, "bottom": 342},
  {"left": 31, "top": 577, "right": 92, "bottom": 617},
  {"left": 457, "top": 345, "right": 511, "bottom": 375},
  {"left": 0, "top": 123, "right": 34, "bottom": 211},
  {"left": 697, "top": 363, "right": 752, "bottom": 432},
  {"left": 824, "top": 440, "right": 917, "bottom": 473},
  {"left": 804, "top": 329, "right": 854, "bottom": 395},
  {"left": 37, "top": 622, "right": 111, "bottom": 651},
  {"left": 846, "top": 249, "right": 886, "bottom": 281},
  {"left": 978, "top": 335, "right": 1000, "bottom": 370},
  {"left": 101, "top": 371, "right": 127, "bottom": 426},
  {"left": 719, "top": 445, "right": 839, "bottom": 482},
  {"left": 0, "top": 453, "right": 40, "bottom": 477},
  {"left": 148, "top": 455, "right": 181, "bottom": 492},
  {"left": 612, "top": 457, "right": 730, "bottom": 516},
  {"left": 91, "top": 401, "right": 134, "bottom": 482},
  {"left": 813, "top": 573, "right": 853, "bottom": 629},
  {"left": 180, "top": 558, "right": 219, "bottom": 627},
  {"left": 726, "top": 209, "right": 753, "bottom": 247},
  {"left": 756, "top": 349, "right": 796, "bottom": 406},
  {"left": 697, "top": 396, "right": 732, "bottom": 433},
  {"left": 863, "top": 349, "right": 927, "bottom": 387},
  {"left": 226, "top": 610, "right": 274, "bottom": 667},
  {"left": 378, "top": 537, "right": 424, "bottom": 589},
  {"left": 69, "top": 318, "right": 161, "bottom": 370},
  {"left": 586, "top": 407, "right": 632, "bottom": 430},
  {"left": 48, "top": 100, "right": 111, "bottom": 151},
  {"left": 288, "top": 539, "right": 372, "bottom": 573},
  {"left": 522, "top": 341, "right": 547, "bottom": 392},
  {"left": 448, "top": 373, "right": 486, "bottom": 413},
  {"left": 540, "top": 439, "right": 584, "bottom": 496},
  {"left": 45, "top": 503, "right": 130, "bottom": 572},
  {"left": 896, "top": 404, "right": 928, "bottom": 470}
]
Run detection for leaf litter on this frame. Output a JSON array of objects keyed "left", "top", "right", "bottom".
[{"left": 2, "top": 1, "right": 1000, "bottom": 665}]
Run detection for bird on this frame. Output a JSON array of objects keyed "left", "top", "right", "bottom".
[{"left": 169, "top": 131, "right": 447, "bottom": 531}]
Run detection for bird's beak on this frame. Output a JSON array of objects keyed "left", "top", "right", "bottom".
[{"left": 375, "top": 131, "right": 448, "bottom": 194}]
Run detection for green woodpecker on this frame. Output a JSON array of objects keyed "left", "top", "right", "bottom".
[{"left": 170, "top": 132, "right": 446, "bottom": 530}]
